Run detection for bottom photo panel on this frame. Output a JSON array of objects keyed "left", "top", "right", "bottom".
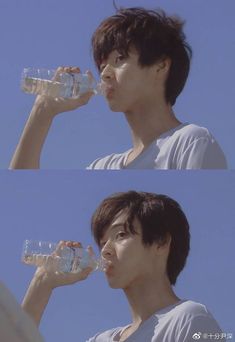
[{"left": 0, "top": 171, "right": 234, "bottom": 342}]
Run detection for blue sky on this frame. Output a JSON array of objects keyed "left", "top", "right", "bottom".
[
  {"left": 0, "top": 0, "right": 234, "bottom": 168},
  {"left": 0, "top": 171, "right": 234, "bottom": 341}
]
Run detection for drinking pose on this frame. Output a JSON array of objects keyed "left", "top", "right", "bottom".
[
  {"left": 22, "top": 191, "right": 223, "bottom": 341},
  {"left": 10, "top": 7, "right": 227, "bottom": 169}
]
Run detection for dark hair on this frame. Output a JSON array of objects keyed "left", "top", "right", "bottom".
[
  {"left": 91, "top": 191, "right": 190, "bottom": 285},
  {"left": 92, "top": 7, "right": 192, "bottom": 106}
]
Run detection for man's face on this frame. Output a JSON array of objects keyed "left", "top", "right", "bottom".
[
  {"left": 100, "top": 49, "right": 164, "bottom": 113},
  {"left": 100, "top": 211, "right": 164, "bottom": 290}
]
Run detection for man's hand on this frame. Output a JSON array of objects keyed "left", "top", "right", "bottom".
[
  {"left": 33, "top": 240, "right": 94, "bottom": 290},
  {"left": 22, "top": 241, "right": 94, "bottom": 326},
  {"left": 33, "top": 67, "right": 95, "bottom": 119},
  {"left": 10, "top": 66, "right": 95, "bottom": 169}
]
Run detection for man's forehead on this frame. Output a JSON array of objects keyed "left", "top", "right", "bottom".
[
  {"left": 112, "top": 209, "right": 130, "bottom": 224},
  {"left": 108, "top": 210, "right": 129, "bottom": 229},
  {"left": 100, "top": 46, "right": 137, "bottom": 64},
  {"left": 100, "top": 210, "right": 141, "bottom": 242},
  {"left": 100, "top": 50, "right": 120, "bottom": 63},
  {"left": 100, "top": 210, "right": 129, "bottom": 239}
]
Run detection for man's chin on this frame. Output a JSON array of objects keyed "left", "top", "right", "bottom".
[
  {"left": 106, "top": 277, "right": 123, "bottom": 289},
  {"left": 105, "top": 99, "right": 123, "bottom": 112},
  {"left": 109, "top": 284, "right": 121, "bottom": 289},
  {"left": 108, "top": 104, "right": 123, "bottom": 112}
]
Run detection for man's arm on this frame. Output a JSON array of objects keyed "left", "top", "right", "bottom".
[
  {"left": 21, "top": 241, "right": 94, "bottom": 326},
  {"left": 9, "top": 99, "right": 54, "bottom": 169},
  {"left": 10, "top": 68, "right": 94, "bottom": 169},
  {"left": 22, "top": 269, "right": 53, "bottom": 326}
]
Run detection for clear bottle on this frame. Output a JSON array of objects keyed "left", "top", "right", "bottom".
[
  {"left": 21, "top": 68, "right": 103, "bottom": 98},
  {"left": 21, "top": 240, "right": 106, "bottom": 273}
]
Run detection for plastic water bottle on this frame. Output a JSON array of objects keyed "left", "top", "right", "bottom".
[
  {"left": 21, "top": 68, "right": 103, "bottom": 98},
  {"left": 21, "top": 240, "right": 106, "bottom": 273}
]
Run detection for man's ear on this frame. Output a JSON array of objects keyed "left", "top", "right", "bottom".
[
  {"left": 156, "top": 233, "right": 172, "bottom": 254},
  {"left": 156, "top": 57, "right": 171, "bottom": 75}
]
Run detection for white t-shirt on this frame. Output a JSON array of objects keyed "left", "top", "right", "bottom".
[
  {"left": 0, "top": 282, "right": 44, "bottom": 342},
  {"left": 87, "top": 123, "right": 227, "bottom": 169},
  {"left": 86, "top": 300, "right": 224, "bottom": 342}
]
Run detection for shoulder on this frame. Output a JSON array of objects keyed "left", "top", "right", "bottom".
[
  {"left": 86, "top": 327, "right": 121, "bottom": 341},
  {"left": 173, "top": 124, "right": 212, "bottom": 142},
  {"left": 169, "top": 124, "right": 227, "bottom": 169},
  {"left": 172, "top": 300, "right": 222, "bottom": 333},
  {"left": 160, "top": 300, "right": 214, "bottom": 325},
  {"left": 174, "top": 300, "right": 212, "bottom": 318},
  {"left": 86, "top": 151, "right": 129, "bottom": 170}
]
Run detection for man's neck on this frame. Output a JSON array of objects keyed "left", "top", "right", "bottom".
[
  {"left": 123, "top": 276, "right": 180, "bottom": 327},
  {"left": 124, "top": 101, "right": 181, "bottom": 160}
]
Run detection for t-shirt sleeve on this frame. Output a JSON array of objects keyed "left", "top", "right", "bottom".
[
  {"left": 178, "top": 137, "right": 227, "bottom": 169},
  {"left": 178, "top": 314, "right": 225, "bottom": 341},
  {"left": 86, "top": 153, "right": 125, "bottom": 169},
  {"left": 86, "top": 328, "right": 121, "bottom": 341},
  {"left": 86, "top": 154, "right": 116, "bottom": 169},
  {"left": 86, "top": 334, "right": 97, "bottom": 341}
]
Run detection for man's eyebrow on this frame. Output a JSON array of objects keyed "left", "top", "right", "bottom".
[{"left": 110, "top": 222, "right": 126, "bottom": 229}]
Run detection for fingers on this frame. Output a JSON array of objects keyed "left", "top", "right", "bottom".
[
  {"left": 63, "top": 66, "right": 81, "bottom": 74},
  {"left": 85, "top": 70, "right": 95, "bottom": 83},
  {"left": 32, "top": 241, "right": 95, "bottom": 288},
  {"left": 87, "top": 245, "right": 95, "bottom": 257},
  {"left": 50, "top": 241, "right": 95, "bottom": 275},
  {"left": 56, "top": 66, "right": 81, "bottom": 74},
  {"left": 53, "top": 240, "right": 83, "bottom": 258},
  {"left": 63, "top": 240, "right": 83, "bottom": 248},
  {"left": 57, "top": 240, "right": 83, "bottom": 249},
  {"left": 53, "top": 66, "right": 81, "bottom": 82}
]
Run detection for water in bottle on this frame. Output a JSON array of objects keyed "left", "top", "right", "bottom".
[
  {"left": 21, "top": 240, "right": 107, "bottom": 273},
  {"left": 21, "top": 68, "right": 103, "bottom": 98}
]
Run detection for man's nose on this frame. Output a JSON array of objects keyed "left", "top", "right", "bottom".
[
  {"left": 100, "top": 65, "right": 114, "bottom": 82},
  {"left": 101, "top": 240, "right": 113, "bottom": 259}
]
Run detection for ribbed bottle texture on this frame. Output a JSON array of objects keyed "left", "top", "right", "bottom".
[
  {"left": 21, "top": 68, "right": 103, "bottom": 98},
  {"left": 22, "top": 240, "right": 106, "bottom": 273}
]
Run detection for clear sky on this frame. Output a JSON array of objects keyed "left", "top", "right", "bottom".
[
  {"left": 0, "top": 171, "right": 234, "bottom": 341},
  {"left": 0, "top": 0, "right": 234, "bottom": 169}
]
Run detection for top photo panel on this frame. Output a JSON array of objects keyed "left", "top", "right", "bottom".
[{"left": 2, "top": 0, "right": 234, "bottom": 169}]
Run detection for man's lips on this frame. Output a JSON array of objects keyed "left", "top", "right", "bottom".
[
  {"left": 102, "top": 259, "right": 114, "bottom": 272},
  {"left": 101, "top": 84, "right": 115, "bottom": 97},
  {"left": 104, "top": 265, "right": 114, "bottom": 276}
]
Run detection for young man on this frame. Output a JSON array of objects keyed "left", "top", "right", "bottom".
[
  {"left": 10, "top": 8, "right": 227, "bottom": 169},
  {"left": 22, "top": 191, "right": 224, "bottom": 341}
]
